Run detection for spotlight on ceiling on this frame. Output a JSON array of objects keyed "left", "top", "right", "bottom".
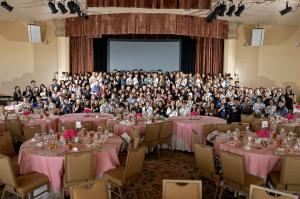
[
  {"left": 234, "top": 3, "right": 245, "bottom": 16},
  {"left": 57, "top": 1, "right": 68, "bottom": 14},
  {"left": 67, "top": 1, "right": 77, "bottom": 14},
  {"left": 279, "top": 2, "right": 292, "bottom": 15},
  {"left": 1, "top": 1, "right": 14, "bottom": 12},
  {"left": 48, "top": 0, "right": 58, "bottom": 14},
  {"left": 206, "top": 9, "right": 219, "bottom": 23},
  {"left": 69, "top": 1, "right": 82, "bottom": 16},
  {"left": 218, "top": 2, "right": 227, "bottom": 16},
  {"left": 226, "top": 4, "right": 236, "bottom": 16}
]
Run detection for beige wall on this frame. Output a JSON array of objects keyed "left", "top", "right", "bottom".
[
  {"left": 0, "top": 21, "right": 58, "bottom": 96},
  {"left": 235, "top": 24, "right": 300, "bottom": 99}
]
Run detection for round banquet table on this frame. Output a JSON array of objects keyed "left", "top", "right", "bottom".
[
  {"left": 18, "top": 136, "right": 122, "bottom": 192},
  {"left": 58, "top": 113, "right": 114, "bottom": 131},
  {"left": 214, "top": 136, "right": 300, "bottom": 179},
  {"left": 170, "top": 116, "right": 226, "bottom": 152}
]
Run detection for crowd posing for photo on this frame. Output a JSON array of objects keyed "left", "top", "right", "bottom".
[{"left": 12, "top": 71, "right": 297, "bottom": 123}]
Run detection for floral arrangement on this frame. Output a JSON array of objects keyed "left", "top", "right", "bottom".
[
  {"left": 23, "top": 111, "right": 32, "bottom": 116},
  {"left": 285, "top": 113, "right": 295, "bottom": 121},
  {"left": 83, "top": 108, "right": 92, "bottom": 113},
  {"left": 256, "top": 129, "right": 270, "bottom": 138},
  {"left": 63, "top": 129, "right": 78, "bottom": 140},
  {"left": 269, "top": 115, "right": 288, "bottom": 124},
  {"left": 135, "top": 113, "right": 142, "bottom": 118},
  {"left": 295, "top": 105, "right": 300, "bottom": 109},
  {"left": 190, "top": 111, "right": 198, "bottom": 116}
]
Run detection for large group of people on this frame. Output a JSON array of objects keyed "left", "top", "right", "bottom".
[{"left": 12, "top": 71, "right": 296, "bottom": 123}]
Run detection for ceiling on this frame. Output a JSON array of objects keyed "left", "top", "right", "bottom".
[{"left": 0, "top": 0, "right": 300, "bottom": 26}]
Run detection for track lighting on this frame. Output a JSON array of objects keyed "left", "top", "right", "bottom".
[
  {"left": 67, "top": 1, "right": 76, "bottom": 14},
  {"left": 279, "top": 2, "right": 292, "bottom": 15},
  {"left": 48, "top": 0, "right": 58, "bottom": 14},
  {"left": 234, "top": 3, "right": 245, "bottom": 16},
  {"left": 226, "top": 4, "right": 236, "bottom": 16},
  {"left": 57, "top": 1, "right": 68, "bottom": 14},
  {"left": 1, "top": 0, "right": 13, "bottom": 12},
  {"left": 218, "top": 2, "right": 227, "bottom": 16}
]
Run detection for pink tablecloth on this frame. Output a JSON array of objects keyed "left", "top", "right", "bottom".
[
  {"left": 18, "top": 136, "right": 121, "bottom": 192},
  {"left": 214, "top": 137, "right": 286, "bottom": 178},
  {"left": 171, "top": 116, "right": 226, "bottom": 152},
  {"left": 58, "top": 113, "right": 114, "bottom": 131}
]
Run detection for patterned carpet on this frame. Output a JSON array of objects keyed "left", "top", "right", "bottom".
[{"left": 0, "top": 150, "right": 239, "bottom": 199}]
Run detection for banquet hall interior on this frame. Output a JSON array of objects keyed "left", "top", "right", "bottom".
[{"left": 1, "top": 0, "right": 300, "bottom": 199}]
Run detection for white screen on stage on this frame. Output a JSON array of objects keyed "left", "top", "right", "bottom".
[{"left": 108, "top": 39, "right": 181, "bottom": 72}]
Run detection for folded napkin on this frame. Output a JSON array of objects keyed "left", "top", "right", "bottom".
[{"left": 120, "top": 133, "right": 132, "bottom": 152}]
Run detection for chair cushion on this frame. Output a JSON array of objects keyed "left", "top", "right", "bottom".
[
  {"left": 104, "top": 167, "right": 125, "bottom": 187},
  {"left": 269, "top": 171, "right": 286, "bottom": 190},
  {"left": 16, "top": 172, "right": 49, "bottom": 194}
]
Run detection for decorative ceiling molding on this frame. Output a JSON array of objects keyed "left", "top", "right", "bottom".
[
  {"left": 228, "top": 21, "right": 240, "bottom": 39},
  {"left": 53, "top": 18, "right": 66, "bottom": 37}
]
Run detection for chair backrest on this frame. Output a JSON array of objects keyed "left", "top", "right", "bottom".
[
  {"left": 58, "top": 122, "right": 76, "bottom": 132},
  {"left": 276, "top": 124, "right": 296, "bottom": 134},
  {"left": 162, "top": 179, "right": 202, "bottom": 199},
  {"left": 23, "top": 125, "right": 41, "bottom": 141},
  {"left": 143, "top": 123, "right": 161, "bottom": 143},
  {"left": 65, "top": 151, "right": 94, "bottom": 184},
  {"left": 194, "top": 144, "right": 216, "bottom": 175},
  {"left": 241, "top": 114, "right": 254, "bottom": 125},
  {"left": 124, "top": 146, "right": 146, "bottom": 183},
  {"left": 159, "top": 121, "right": 173, "bottom": 140},
  {"left": 230, "top": 123, "right": 249, "bottom": 132},
  {"left": 251, "top": 123, "right": 263, "bottom": 132},
  {"left": 280, "top": 156, "right": 300, "bottom": 189},
  {"left": 81, "top": 121, "right": 94, "bottom": 131},
  {"left": 0, "top": 154, "right": 17, "bottom": 188},
  {"left": 0, "top": 131, "right": 15, "bottom": 157},
  {"left": 295, "top": 126, "right": 300, "bottom": 137},
  {"left": 249, "top": 185, "right": 298, "bottom": 199},
  {"left": 5, "top": 119, "right": 22, "bottom": 139},
  {"left": 220, "top": 151, "right": 246, "bottom": 186},
  {"left": 216, "top": 123, "right": 231, "bottom": 133},
  {"left": 192, "top": 130, "right": 201, "bottom": 145},
  {"left": 70, "top": 179, "right": 109, "bottom": 199},
  {"left": 203, "top": 124, "right": 216, "bottom": 138},
  {"left": 129, "top": 127, "right": 140, "bottom": 149}
]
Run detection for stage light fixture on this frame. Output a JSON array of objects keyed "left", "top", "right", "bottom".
[
  {"left": 226, "top": 4, "right": 236, "bottom": 16},
  {"left": 218, "top": 2, "right": 227, "bottom": 16},
  {"left": 67, "top": 1, "right": 76, "bottom": 14},
  {"left": 279, "top": 2, "right": 292, "bottom": 15},
  {"left": 57, "top": 1, "right": 68, "bottom": 14},
  {"left": 1, "top": 1, "right": 14, "bottom": 12},
  {"left": 234, "top": 3, "right": 245, "bottom": 16},
  {"left": 48, "top": 0, "right": 58, "bottom": 14},
  {"left": 206, "top": 9, "right": 219, "bottom": 23},
  {"left": 69, "top": 1, "right": 82, "bottom": 16}
]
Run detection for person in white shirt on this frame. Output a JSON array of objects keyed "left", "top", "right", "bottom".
[
  {"left": 253, "top": 96, "right": 266, "bottom": 117},
  {"left": 166, "top": 101, "right": 178, "bottom": 117},
  {"left": 265, "top": 99, "right": 277, "bottom": 116}
]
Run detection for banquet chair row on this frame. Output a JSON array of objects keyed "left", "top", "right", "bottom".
[
  {"left": 0, "top": 154, "right": 50, "bottom": 199},
  {"left": 142, "top": 121, "right": 173, "bottom": 157}
]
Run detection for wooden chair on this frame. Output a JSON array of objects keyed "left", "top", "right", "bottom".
[
  {"left": 231, "top": 123, "right": 249, "bottom": 132},
  {"left": 241, "top": 114, "right": 254, "bottom": 126},
  {"left": 142, "top": 123, "right": 161, "bottom": 157},
  {"left": 63, "top": 151, "right": 94, "bottom": 198},
  {"left": 58, "top": 122, "right": 76, "bottom": 132},
  {"left": 194, "top": 144, "right": 220, "bottom": 199},
  {"left": 0, "top": 154, "right": 49, "bottom": 199},
  {"left": 0, "top": 131, "right": 19, "bottom": 176},
  {"left": 162, "top": 179, "right": 202, "bottom": 199},
  {"left": 249, "top": 185, "right": 298, "bottom": 199},
  {"left": 104, "top": 146, "right": 146, "bottom": 199},
  {"left": 5, "top": 119, "right": 23, "bottom": 142},
  {"left": 157, "top": 121, "right": 173, "bottom": 150},
  {"left": 295, "top": 126, "right": 300, "bottom": 137},
  {"left": 192, "top": 129, "right": 201, "bottom": 146},
  {"left": 203, "top": 124, "right": 217, "bottom": 139},
  {"left": 216, "top": 124, "right": 231, "bottom": 133},
  {"left": 81, "top": 121, "right": 94, "bottom": 131},
  {"left": 269, "top": 156, "right": 300, "bottom": 193},
  {"left": 128, "top": 127, "right": 141, "bottom": 150},
  {"left": 219, "top": 151, "right": 264, "bottom": 198},
  {"left": 23, "top": 125, "right": 41, "bottom": 141},
  {"left": 276, "top": 124, "right": 296, "bottom": 134},
  {"left": 70, "top": 179, "right": 109, "bottom": 199}
]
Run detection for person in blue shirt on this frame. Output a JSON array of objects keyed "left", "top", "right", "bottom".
[
  {"left": 217, "top": 98, "right": 230, "bottom": 120},
  {"left": 276, "top": 101, "right": 288, "bottom": 116}
]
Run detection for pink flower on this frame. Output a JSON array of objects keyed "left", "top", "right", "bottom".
[
  {"left": 190, "top": 111, "right": 198, "bottom": 116},
  {"left": 63, "top": 129, "right": 78, "bottom": 139},
  {"left": 296, "top": 105, "right": 300, "bottom": 109},
  {"left": 285, "top": 114, "right": 295, "bottom": 121},
  {"left": 83, "top": 108, "right": 92, "bottom": 113},
  {"left": 256, "top": 130, "right": 270, "bottom": 138},
  {"left": 135, "top": 113, "right": 142, "bottom": 118},
  {"left": 23, "top": 111, "right": 31, "bottom": 116}
]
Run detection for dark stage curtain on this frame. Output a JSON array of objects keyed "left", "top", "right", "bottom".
[
  {"left": 93, "top": 38, "right": 108, "bottom": 72},
  {"left": 195, "top": 37, "right": 224, "bottom": 74},
  {"left": 181, "top": 37, "right": 196, "bottom": 74},
  {"left": 70, "top": 36, "right": 94, "bottom": 74}
]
